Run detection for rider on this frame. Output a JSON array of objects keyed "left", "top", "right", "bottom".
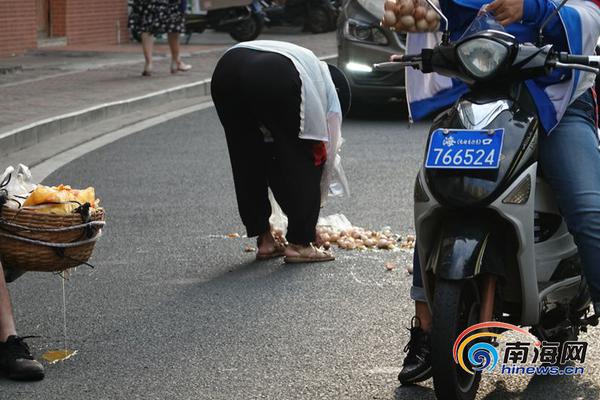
[{"left": 394, "top": 0, "right": 600, "bottom": 385}]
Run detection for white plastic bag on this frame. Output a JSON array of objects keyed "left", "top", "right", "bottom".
[
  {"left": 321, "top": 111, "right": 350, "bottom": 205},
  {"left": 0, "top": 164, "right": 36, "bottom": 208},
  {"left": 317, "top": 213, "right": 353, "bottom": 232},
  {"left": 268, "top": 189, "right": 288, "bottom": 235}
]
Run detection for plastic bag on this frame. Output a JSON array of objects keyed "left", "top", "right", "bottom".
[
  {"left": 0, "top": 164, "right": 36, "bottom": 209},
  {"left": 321, "top": 111, "right": 350, "bottom": 205},
  {"left": 317, "top": 213, "right": 353, "bottom": 232},
  {"left": 381, "top": 0, "right": 441, "bottom": 32},
  {"left": 268, "top": 190, "right": 288, "bottom": 235}
]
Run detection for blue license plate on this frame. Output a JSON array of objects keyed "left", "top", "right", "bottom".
[{"left": 425, "top": 129, "right": 504, "bottom": 169}]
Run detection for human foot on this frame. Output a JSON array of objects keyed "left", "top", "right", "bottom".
[
  {"left": 0, "top": 336, "right": 45, "bottom": 381},
  {"left": 170, "top": 60, "right": 192, "bottom": 74},
  {"left": 398, "top": 317, "right": 432, "bottom": 385},
  {"left": 256, "top": 231, "right": 286, "bottom": 260},
  {"left": 142, "top": 63, "right": 153, "bottom": 76},
  {"left": 284, "top": 243, "right": 334, "bottom": 264}
]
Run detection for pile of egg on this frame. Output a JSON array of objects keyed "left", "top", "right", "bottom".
[
  {"left": 317, "top": 226, "right": 413, "bottom": 251},
  {"left": 381, "top": 0, "right": 441, "bottom": 32}
]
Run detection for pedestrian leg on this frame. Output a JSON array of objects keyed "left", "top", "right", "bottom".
[
  {"left": 0, "top": 267, "right": 16, "bottom": 342},
  {"left": 141, "top": 32, "right": 154, "bottom": 74}
]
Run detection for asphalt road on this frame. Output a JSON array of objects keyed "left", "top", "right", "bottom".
[{"left": 3, "top": 104, "right": 600, "bottom": 400}]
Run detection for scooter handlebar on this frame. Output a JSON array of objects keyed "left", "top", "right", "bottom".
[
  {"left": 552, "top": 53, "right": 600, "bottom": 75},
  {"left": 373, "top": 54, "right": 422, "bottom": 72}
]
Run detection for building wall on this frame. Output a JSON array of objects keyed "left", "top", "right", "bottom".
[
  {"left": 51, "top": 0, "right": 67, "bottom": 37},
  {"left": 0, "top": 0, "right": 37, "bottom": 57},
  {"left": 62, "top": 0, "right": 129, "bottom": 45},
  {"left": 0, "top": 0, "right": 128, "bottom": 58}
]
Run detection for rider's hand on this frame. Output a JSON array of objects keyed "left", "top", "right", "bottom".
[
  {"left": 390, "top": 54, "right": 403, "bottom": 61},
  {"left": 487, "top": 0, "right": 524, "bottom": 26}
]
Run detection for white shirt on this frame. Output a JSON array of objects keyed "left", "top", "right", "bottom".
[{"left": 226, "top": 40, "right": 349, "bottom": 202}]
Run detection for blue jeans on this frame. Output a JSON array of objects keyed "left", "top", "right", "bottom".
[{"left": 411, "top": 89, "right": 600, "bottom": 302}]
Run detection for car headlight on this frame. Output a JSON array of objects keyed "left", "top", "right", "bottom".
[
  {"left": 456, "top": 38, "right": 509, "bottom": 79},
  {"left": 344, "top": 18, "right": 388, "bottom": 45}
]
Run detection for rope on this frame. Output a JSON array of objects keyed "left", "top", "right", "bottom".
[{"left": 0, "top": 229, "right": 103, "bottom": 248}]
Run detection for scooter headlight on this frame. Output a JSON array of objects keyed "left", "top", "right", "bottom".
[{"left": 457, "top": 38, "right": 509, "bottom": 79}]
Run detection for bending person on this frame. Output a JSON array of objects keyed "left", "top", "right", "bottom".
[{"left": 211, "top": 40, "right": 351, "bottom": 263}]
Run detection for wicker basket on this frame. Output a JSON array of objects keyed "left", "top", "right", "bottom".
[{"left": 0, "top": 205, "right": 105, "bottom": 272}]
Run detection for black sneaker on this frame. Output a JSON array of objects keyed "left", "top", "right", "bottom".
[
  {"left": 398, "top": 317, "right": 432, "bottom": 385},
  {"left": 0, "top": 336, "right": 45, "bottom": 381}
]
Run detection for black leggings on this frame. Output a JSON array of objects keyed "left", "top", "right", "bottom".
[{"left": 211, "top": 48, "right": 323, "bottom": 245}]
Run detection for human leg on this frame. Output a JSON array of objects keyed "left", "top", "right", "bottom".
[
  {"left": 538, "top": 89, "right": 600, "bottom": 311},
  {"left": 0, "top": 266, "right": 44, "bottom": 381},
  {"left": 211, "top": 49, "right": 272, "bottom": 240},
  {"left": 168, "top": 32, "right": 191, "bottom": 73},
  {"left": 141, "top": 32, "right": 154, "bottom": 75},
  {"left": 0, "top": 268, "right": 16, "bottom": 342},
  {"left": 398, "top": 248, "right": 432, "bottom": 384}
]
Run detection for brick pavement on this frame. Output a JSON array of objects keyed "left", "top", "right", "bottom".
[{"left": 0, "top": 29, "right": 337, "bottom": 135}]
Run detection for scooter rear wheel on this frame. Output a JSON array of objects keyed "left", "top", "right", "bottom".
[
  {"left": 229, "top": 13, "right": 263, "bottom": 42},
  {"left": 306, "top": 6, "right": 333, "bottom": 33},
  {"left": 431, "top": 279, "right": 482, "bottom": 400}
]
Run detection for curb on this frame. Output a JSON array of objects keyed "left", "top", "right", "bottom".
[
  {"left": 0, "top": 54, "right": 337, "bottom": 159},
  {"left": 0, "top": 79, "right": 210, "bottom": 158}
]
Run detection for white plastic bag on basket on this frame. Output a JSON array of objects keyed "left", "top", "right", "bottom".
[{"left": 0, "top": 164, "right": 36, "bottom": 209}]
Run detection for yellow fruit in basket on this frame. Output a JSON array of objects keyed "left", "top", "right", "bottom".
[{"left": 23, "top": 184, "right": 99, "bottom": 214}]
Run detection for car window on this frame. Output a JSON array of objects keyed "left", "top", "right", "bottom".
[{"left": 358, "top": 0, "right": 384, "bottom": 20}]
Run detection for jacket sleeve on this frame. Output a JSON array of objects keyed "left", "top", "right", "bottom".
[{"left": 523, "top": 0, "right": 600, "bottom": 54}]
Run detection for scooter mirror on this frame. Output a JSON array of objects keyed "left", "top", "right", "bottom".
[
  {"left": 423, "top": 0, "right": 450, "bottom": 44},
  {"left": 537, "top": 0, "right": 569, "bottom": 45}
]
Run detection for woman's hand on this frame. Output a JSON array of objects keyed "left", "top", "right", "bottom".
[{"left": 487, "top": 0, "right": 524, "bottom": 26}]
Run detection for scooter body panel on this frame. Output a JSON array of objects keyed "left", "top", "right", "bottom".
[{"left": 415, "top": 92, "right": 586, "bottom": 327}]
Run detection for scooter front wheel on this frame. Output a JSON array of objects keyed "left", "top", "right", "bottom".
[{"left": 431, "top": 279, "right": 482, "bottom": 400}]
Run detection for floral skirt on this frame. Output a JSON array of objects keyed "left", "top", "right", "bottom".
[{"left": 129, "top": 0, "right": 185, "bottom": 34}]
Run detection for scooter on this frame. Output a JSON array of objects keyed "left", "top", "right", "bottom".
[
  {"left": 259, "top": 0, "right": 338, "bottom": 33},
  {"left": 184, "top": 0, "right": 264, "bottom": 42},
  {"left": 375, "top": 5, "right": 600, "bottom": 400}
]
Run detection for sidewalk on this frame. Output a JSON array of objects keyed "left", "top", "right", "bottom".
[{"left": 0, "top": 29, "right": 337, "bottom": 157}]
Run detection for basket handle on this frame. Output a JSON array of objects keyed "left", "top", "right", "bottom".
[{"left": 0, "top": 229, "right": 103, "bottom": 248}]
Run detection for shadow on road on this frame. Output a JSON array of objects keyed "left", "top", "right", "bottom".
[
  {"left": 393, "top": 383, "right": 436, "bottom": 400},
  {"left": 389, "top": 373, "right": 600, "bottom": 400},
  {"left": 482, "top": 373, "right": 600, "bottom": 400},
  {"left": 348, "top": 101, "right": 408, "bottom": 121}
]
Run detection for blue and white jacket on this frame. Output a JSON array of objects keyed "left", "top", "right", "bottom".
[{"left": 406, "top": 0, "right": 600, "bottom": 133}]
